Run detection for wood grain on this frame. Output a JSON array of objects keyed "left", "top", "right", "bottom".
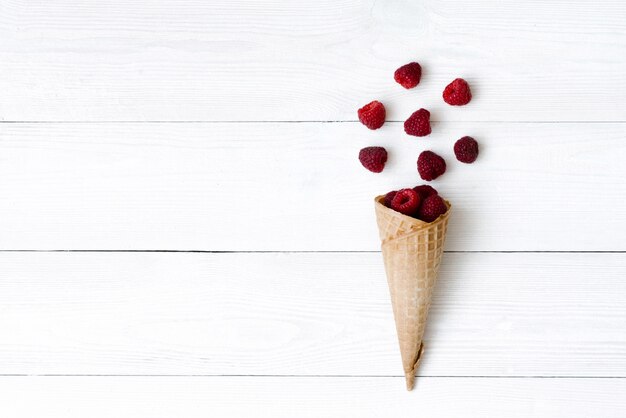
[
  {"left": 1, "top": 122, "right": 625, "bottom": 251},
  {"left": 2, "top": 0, "right": 625, "bottom": 413},
  {"left": 1, "top": 252, "right": 625, "bottom": 376},
  {"left": 2, "top": 376, "right": 626, "bottom": 418},
  {"left": 0, "top": 0, "right": 625, "bottom": 121}
]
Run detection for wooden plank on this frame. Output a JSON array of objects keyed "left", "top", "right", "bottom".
[
  {"left": 1, "top": 122, "right": 625, "bottom": 251},
  {"left": 0, "top": 0, "right": 625, "bottom": 121},
  {"left": 2, "top": 376, "right": 625, "bottom": 418},
  {"left": 1, "top": 252, "right": 625, "bottom": 376}
]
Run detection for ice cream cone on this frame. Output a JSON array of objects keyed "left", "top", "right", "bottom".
[{"left": 374, "top": 195, "right": 451, "bottom": 390}]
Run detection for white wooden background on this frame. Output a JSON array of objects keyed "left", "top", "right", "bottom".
[{"left": 1, "top": 0, "right": 626, "bottom": 416}]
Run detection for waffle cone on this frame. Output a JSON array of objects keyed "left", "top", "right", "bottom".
[{"left": 374, "top": 195, "right": 451, "bottom": 390}]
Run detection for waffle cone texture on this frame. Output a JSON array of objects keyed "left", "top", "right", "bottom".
[{"left": 374, "top": 195, "right": 451, "bottom": 390}]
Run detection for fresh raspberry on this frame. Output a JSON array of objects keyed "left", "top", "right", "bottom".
[
  {"left": 412, "top": 184, "right": 438, "bottom": 202},
  {"left": 443, "top": 78, "right": 472, "bottom": 106},
  {"left": 417, "top": 151, "right": 446, "bottom": 181},
  {"left": 454, "top": 136, "right": 479, "bottom": 164},
  {"left": 404, "top": 109, "right": 431, "bottom": 137},
  {"left": 358, "top": 146, "right": 387, "bottom": 173},
  {"left": 384, "top": 190, "right": 398, "bottom": 207},
  {"left": 394, "top": 62, "right": 422, "bottom": 89},
  {"left": 390, "top": 188, "right": 421, "bottom": 216},
  {"left": 418, "top": 194, "right": 448, "bottom": 223},
  {"left": 357, "top": 101, "right": 386, "bottom": 130}
]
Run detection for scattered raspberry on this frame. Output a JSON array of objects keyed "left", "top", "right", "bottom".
[
  {"left": 418, "top": 194, "right": 448, "bottom": 223},
  {"left": 359, "top": 146, "right": 388, "bottom": 173},
  {"left": 417, "top": 151, "right": 446, "bottom": 181},
  {"left": 443, "top": 78, "right": 472, "bottom": 106},
  {"left": 394, "top": 62, "right": 422, "bottom": 89},
  {"left": 358, "top": 101, "right": 386, "bottom": 130},
  {"left": 404, "top": 109, "right": 431, "bottom": 137},
  {"left": 453, "top": 136, "right": 479, "bottom": 164},
  {"left": 384, "top": 190, "right": 398, "bottom": 207},
  {"left": 390, "top": 188, "right": 421, "bottom": 216},
  {"left": 412, "top": 184, "right": 438, "bottom": 202}
]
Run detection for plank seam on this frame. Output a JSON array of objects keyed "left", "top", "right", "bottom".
[
  {"left": 0, "top": 374, "right": 624, "bottom": 379},
  {"left": 2, "top": 121, "right": 626, "bottom": 124},
  {"left": 1, "top": 250, "right": 625, "bottom": 254}
]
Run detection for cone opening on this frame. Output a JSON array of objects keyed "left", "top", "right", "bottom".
[
  {"left": 375, "top": 195, "right": 429, "bottom": 226},
  {"left": 374, "top": 195, "right": 451, "bottom": 226}
]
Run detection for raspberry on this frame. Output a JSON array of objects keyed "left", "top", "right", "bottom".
[
  {"left": 358, "top": 146, "right": 387, "bottom": 173},
  {"left": 418, "top": 194, "right": 448, "bottom": 223},
  {"left": 404, "top": 109, "right": 431, "bottom": 137},
  {"left": 412, "top": 184, "right": 438, "bottom": 202},
  {"left": 390, "top": 188, "right": 421, "bottom": 216},
  {"left": 417, "top": 151, "right": 446, "bottom": 181},
  {"left": 384, "top": 190, "right": 398, "bottom": 207},
  {"left": 394, "top": 62, "right": 422, "bottom": 89},
  {"left": 358, "top": 101, "right": 386, "bottom": 130},
  {"left": 454, "top": 136, "right": 479, "bottom": 163},
  {"left": 443, "top": 78, "right": 472, "bottom": 106}
]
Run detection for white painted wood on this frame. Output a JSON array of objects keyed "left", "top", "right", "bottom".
[
  {"left": 1, "top": 252, "right": 624, "bottom": 376},
  {"left": 1, "top": 122, "right": 625, "bottom": 251},
  {"left": 2, "top": 376, "right": 625, "bottom": 418},
  {"left": 1, "top": 0, "right": 623, "bottom": 413},
  {"left": 1, "top": 0, "right": 625, "bottom": 121}
]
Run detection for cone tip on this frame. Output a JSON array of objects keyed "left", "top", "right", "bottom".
[{"left": 405, "top": 372, "right": 415, "bottom": 391}]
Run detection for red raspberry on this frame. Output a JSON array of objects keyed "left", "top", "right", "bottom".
[
  {"left": 417, "top": 151, "right": 446, "bottom": 181},
  {"left": 390, "top": 188, "right": 421, "bottom": 216},
  {"left": 412, "top": 184, "right": 438, "bottom": 202},
  {"left": 454, "top": 136, "right": 479, "bottom": 163},
  {"left": 418, "top": 194, "right": 448, "bottom": 223},
  {"left": 358, "top": 146, "right": 387, "bottom": 173},
  {"left": 443, "top": 78, "right": 472, "bottom": 106},
  {"left": 358, "top": 101, "right": 386, "bottom": 130},
  {"left": 394, "top": 62, "right": 422, "bottom": 89},
  {"left": 404, "top": 109, "right": 431, "bottom": 137},
  {"left": 384, "top": 190, "right": 398, "bottom": 207}
]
